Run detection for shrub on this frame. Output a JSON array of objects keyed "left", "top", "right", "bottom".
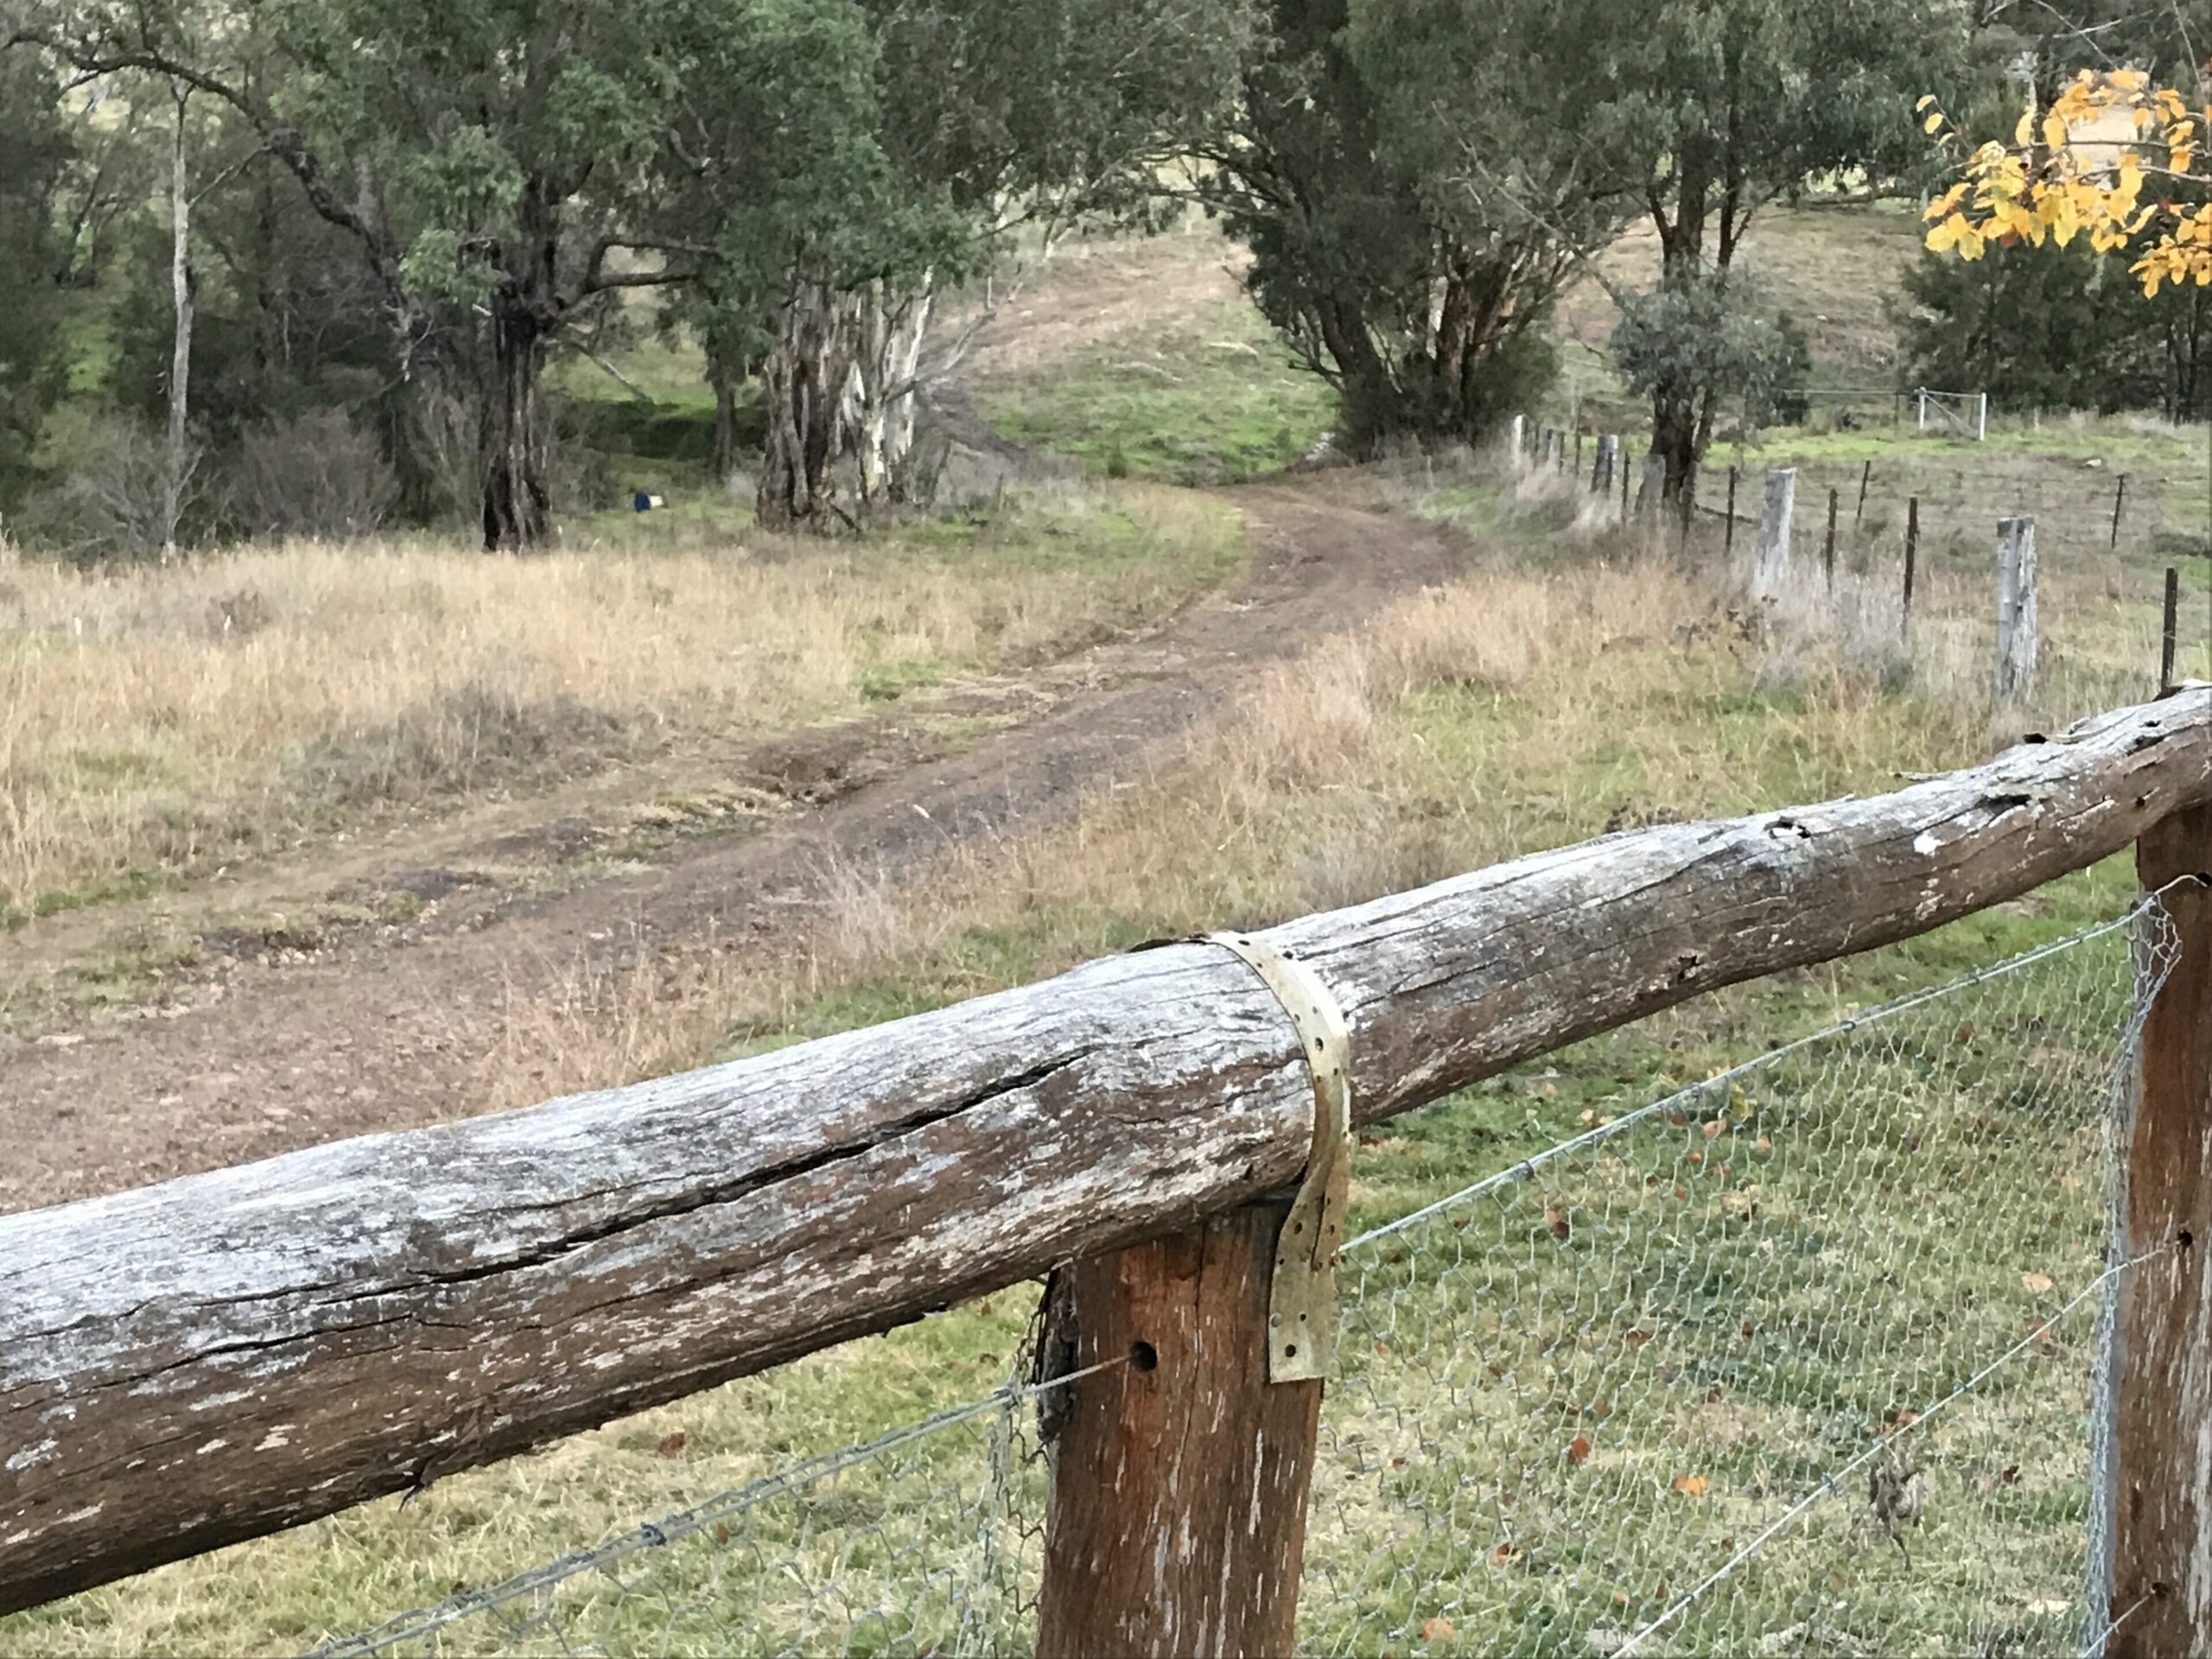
[{"left": 234, "top": 409, "right": 400, "bottom": 541}]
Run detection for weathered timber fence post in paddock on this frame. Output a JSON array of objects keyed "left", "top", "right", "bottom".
[
  {"left": 1038, "top": 932, "right": 1345, "bottom": 1656},
  {"left": 2101, "top": 798, "right": 2212, "bottom": 1659},
  {"left": 1754, "top": 467, "right": 1796, "bottom": 600},
  {"left": 1996, "top": 516, "right": 2038, "bottom": 703},
  {"left": 1591, "top": 433, "right": 1615, "bottom": 495},
  {"left": 2162, "top": 568, "right": 2182, "bottom": 694},
  {"left": 1036, "top": 1197, "right": 1323, "bottom": 1659},
  {"left": 4, "top": 696, "right": 2212, "bottom": 1618},
  {"left": 1854, "top": 459, "right": 1872, "bottom": 528},
  {"left": 2113, "top": 473, "right": 2128, "bottom": 550},
  {"left": 1724, "top": 465, "right": 1738, "bottom": 562},
  {"left": 1508, "top": 415, "right": 1525, "bottom": 470},
  {"left": 1823, "top": 486, "right": 1840, "bottom": 592},
  {"left": 1902, "top": 497, "right": 1920, "bottom": 642}
]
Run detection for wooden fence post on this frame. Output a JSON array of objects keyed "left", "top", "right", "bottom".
[
  {"left": 1754, "top": 467, "right": 1796, "bottom": 600},
  {"left": 1724, "top": 466, "right": 1738, "bottom": 562},
  {"left": 1854, "top": 459, "right": 1872, "bottom": 528},
  {"left": 1902, "top": 497, "right": 1919, "bottom": 641},
  {"left": 1573, "top": 429, "right": 1583, "bottom": 479},
  {"left": 2101, "top": 807, "right": 2212, "bottom": 1659},
  {"left": 2113, "top": 474, "right": 2129, "bottom": 550},
  {"left": 1823, "top": 486, "right": 1840, "bottom": 592},
  {"left": 1036, "top": 1197, "right": 1323, "bottom": 1659},
  {"left": 1620, "top": 447, "right": 1631, "bottom": 521},
  {"left": 2162, "top": 568, "right": 2181, "bottom": 694},
  {"left": 1996, "top": 516, "right": 2038, "bottom": 703},
  {"left": 1591, "top": 434, "right": 1615, "bottom": 494},
  {"left": 1509, "top": 415, "right": 1526, "bottom": 471}
]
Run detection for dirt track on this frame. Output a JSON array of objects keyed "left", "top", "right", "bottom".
[{"left": 0, "top": 483, "right": 1463, "bottom": 1213}]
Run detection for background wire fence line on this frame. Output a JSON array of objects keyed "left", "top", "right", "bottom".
[{"left": 301, "top": 902, "right": 2177, "bottom": 1659}]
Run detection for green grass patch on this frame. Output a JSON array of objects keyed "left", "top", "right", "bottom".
[{"left": 977, "top": 294, "right": 1334, "bottom": 485}]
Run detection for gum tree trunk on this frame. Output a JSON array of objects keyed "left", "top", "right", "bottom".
[
  {"left": 850, "top": 275, "right": 932, "bottom": 506},
  {"left": 161, "top": 79, "right": 193, "bottom": 563},
  {"left": 480, "top": 188, "right": 559, "bottom": 552},
  {"left": 712, "top": 378, "right": 741, "bottom": 489},
  {"left": 757, "top": 279, "right": 858, "bottom": 531},
  {"left": 480, "top": 296, "right": 550, "bottom": 550}
]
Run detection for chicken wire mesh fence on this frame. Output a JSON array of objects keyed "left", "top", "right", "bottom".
[{"left": 302, "top": 897, "right": 2176, "bottom": 1659}]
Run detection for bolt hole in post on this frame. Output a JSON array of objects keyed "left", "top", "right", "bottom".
[{"left": 1128, "top": 1340, "right": 1158, "bottom": 1373}]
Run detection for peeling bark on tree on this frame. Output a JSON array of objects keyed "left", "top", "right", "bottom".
[
  {"left": 161, "top": 79, "right": 193, "bottom": 563},
  {"left": 481, "top": 299, "right": 550, "bottom": 551},
  {"left": 853, "top": 275, "right": 933, "bottom": 507},
  {"left": 1, "top": 694, "right": 2208, "bottom": 1613},
  {"left": 480, "top": 187, "right": 562, "bottom": 552},
  {"left": 757, "top": 281, "right": 858, "bottom": 531}
]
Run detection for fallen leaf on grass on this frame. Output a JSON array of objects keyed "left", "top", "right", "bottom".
[
  {"left": 656, "top": 1432, "right": 687, "bottom": 1459},
  {"left": 1489, "top": 1543, "right": 1521, "bottom": 1565},
  {"left": 1421, "top": 1616, "right": 1458, "bottom": 1642},
  {"left": 1672, "top": 1474, "right": 1708, "bottom": 1496},
  {"left": 1701, "top": 1119, "right": 1724, "bottom": 1141},
  {"left": 1545, "top": 1206, "right": 1572, "bottom": 1242},
  {"left": 1567, "top": 1435, "right": 1592, "bottom": 1465},
  {"left": 1624, "top": 1329, "right": 1652, "bottom": 1347},
  {"left": 2022, "top": 1270, "right": 2054, "bottom": 1293}
]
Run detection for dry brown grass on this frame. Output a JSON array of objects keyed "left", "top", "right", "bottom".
[
  {"left": 473, "top": 503, "right": 2085, "bottom": 1124},
  {"left": 460, "top": 555, "right": 1693, "bottom": 1110},
  {"left": 0, "top": 485, "right": 1238, "bottom": 918}
]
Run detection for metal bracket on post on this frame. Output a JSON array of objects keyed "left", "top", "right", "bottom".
[{"left": 1202, "top": 931, "right": 1351, "bottom": 1383}]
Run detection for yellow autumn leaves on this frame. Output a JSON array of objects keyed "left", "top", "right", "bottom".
[{"left": 1917, "top": 70, "right": 2205, "bottom": 294}]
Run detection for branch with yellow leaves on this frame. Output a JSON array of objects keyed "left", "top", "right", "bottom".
[{"left": 1918, "top": 69, "right": 2210, "bottom": 295}]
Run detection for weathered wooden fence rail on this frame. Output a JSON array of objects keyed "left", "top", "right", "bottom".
[{"left": 3, "top": 691, "right": 2210, "bottom": 1624}]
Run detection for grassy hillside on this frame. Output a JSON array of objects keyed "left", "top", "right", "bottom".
[{"left": 1551, "top": 200, "right": 1932, "bottom": 433}]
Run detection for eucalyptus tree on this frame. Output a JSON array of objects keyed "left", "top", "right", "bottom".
[
  {"left": 1200, "top": 0, "right": 1625, "bottom": 451},
  {"left": 709, "top": 0, "right": 1255, "bottom": 528},
  {"left": 22, "top": 0, "right": 867, "bottom": 548},
  {"left": 1585, "top": 0, "right": 1967, "bottom": 493},
  {"left": 1207, "top": 0, "right": 1966, "bottom": 476}
]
